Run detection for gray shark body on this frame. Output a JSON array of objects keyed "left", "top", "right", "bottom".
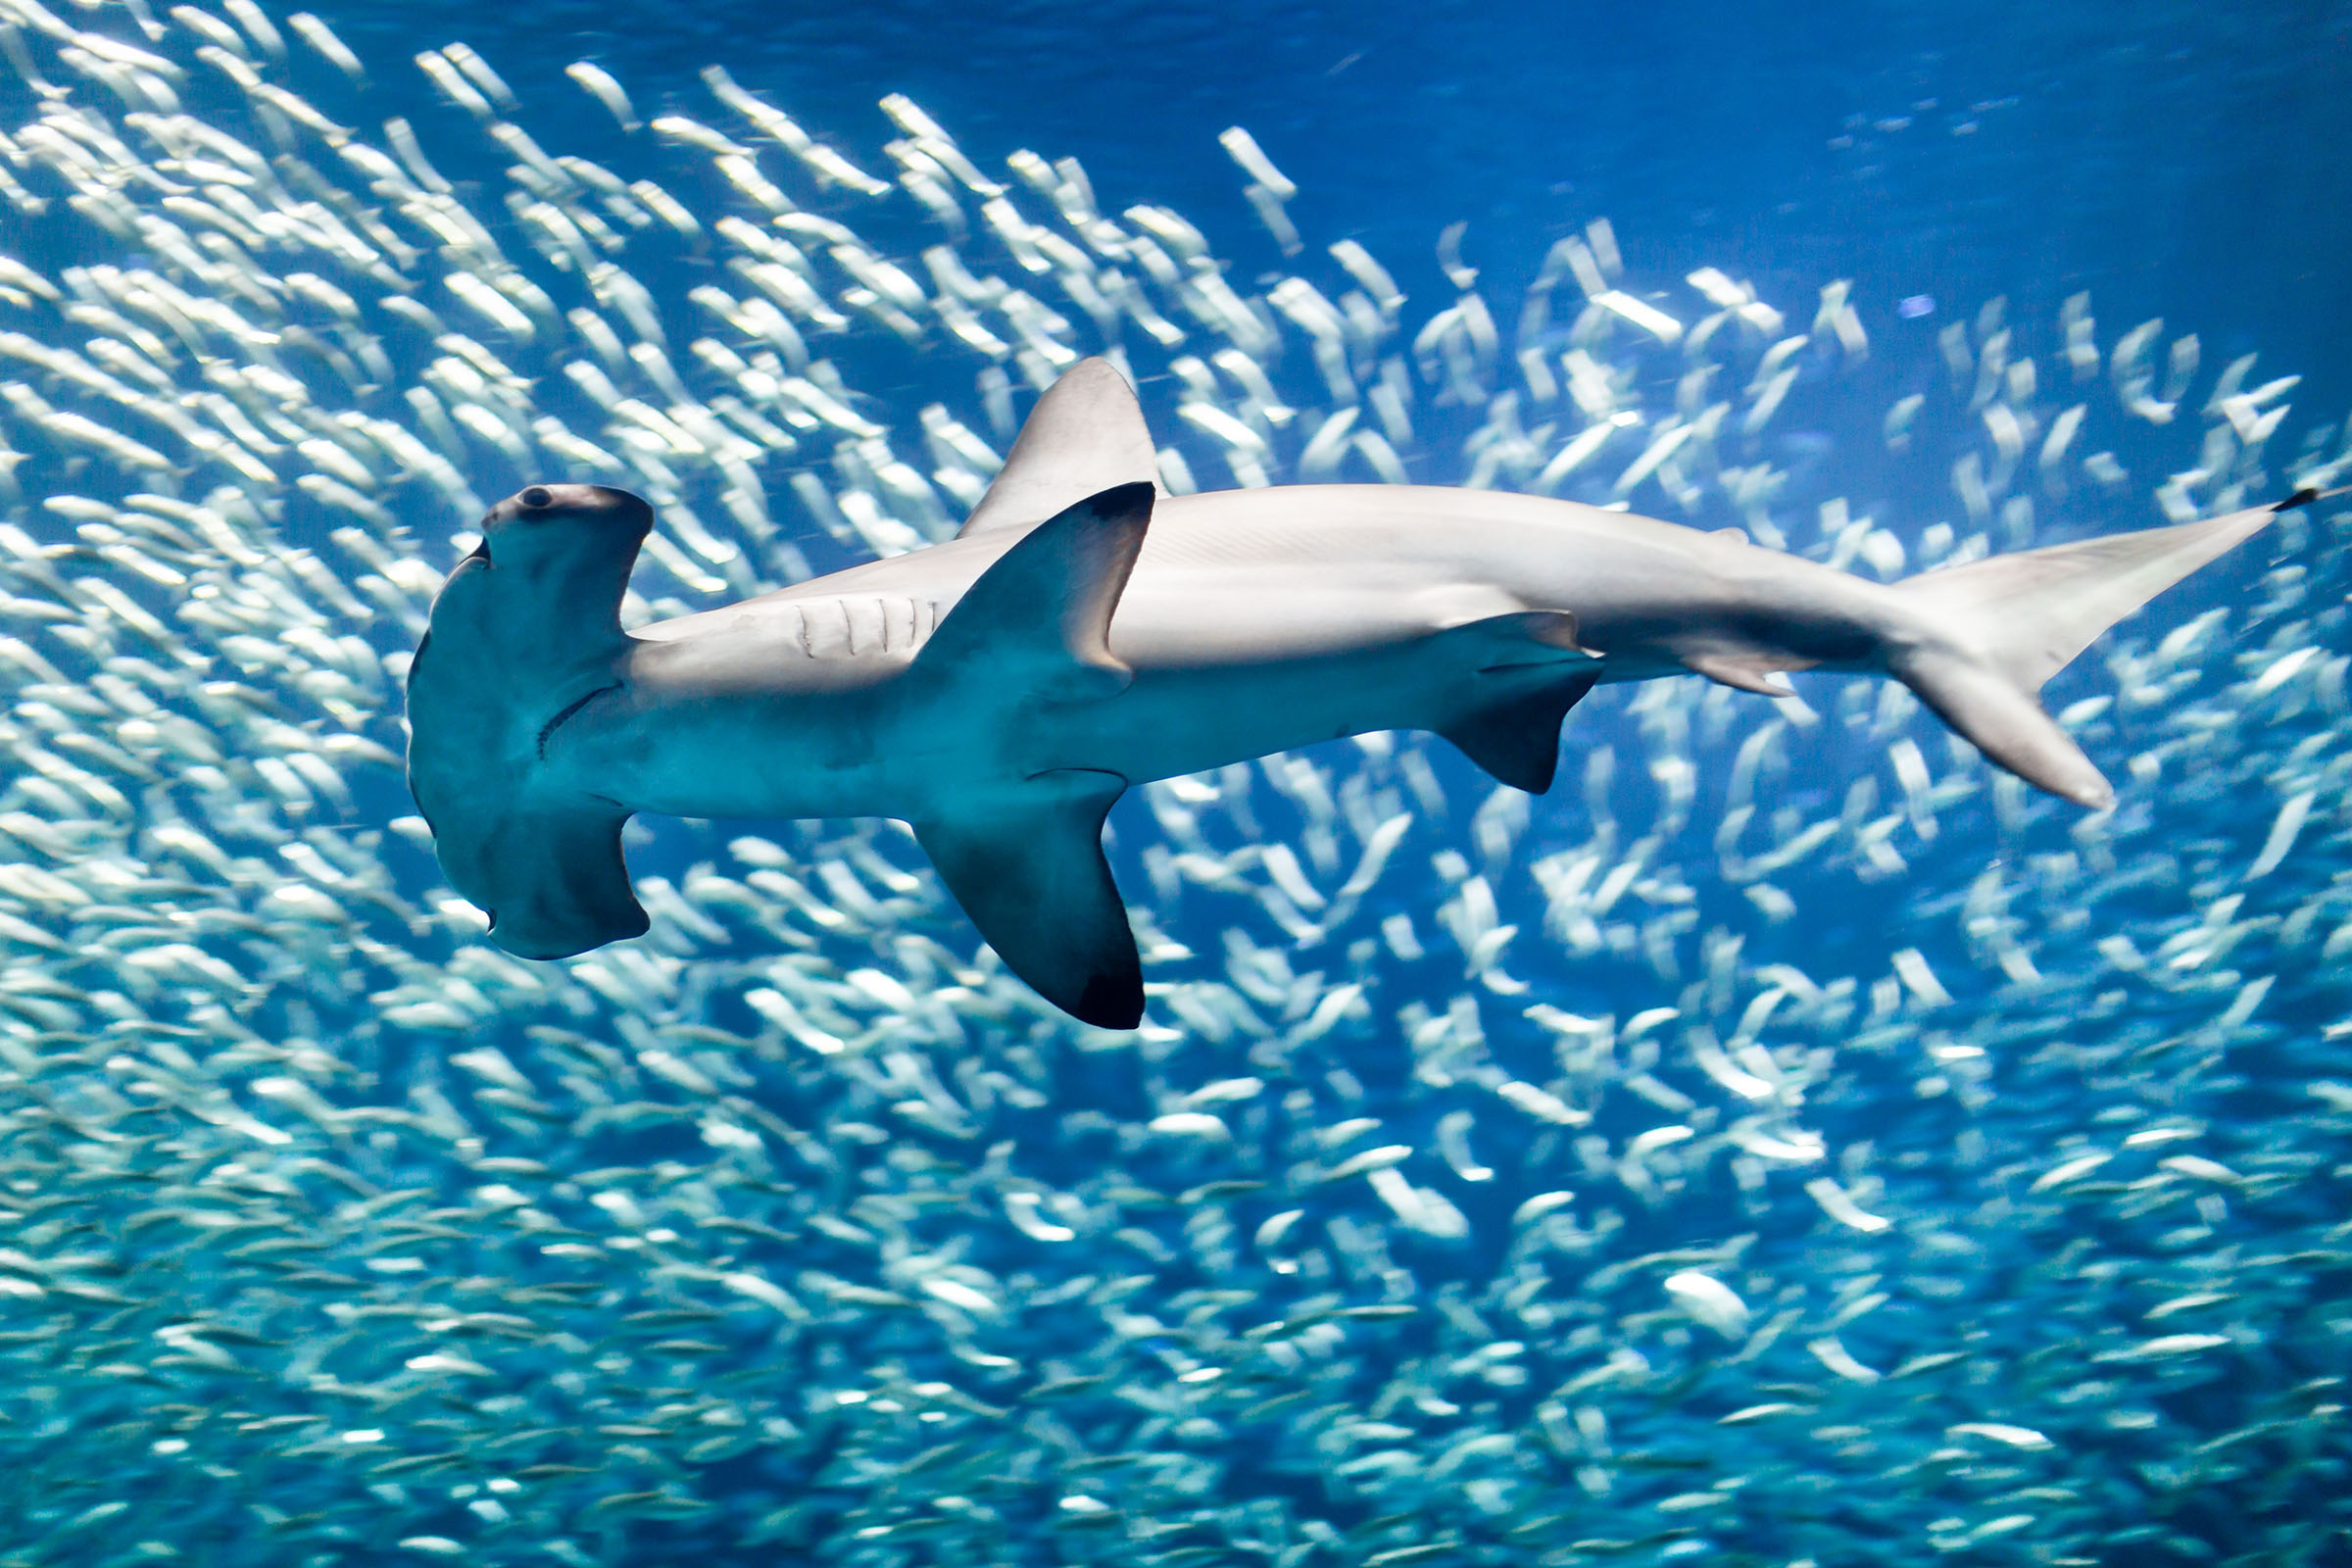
[{"left": 408, "top": 360, "right": 2291, "bottom": 1026}]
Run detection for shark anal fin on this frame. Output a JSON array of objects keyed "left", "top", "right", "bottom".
[
  {"left": 1433, "top": 611, "right": 1601, "bottom": 794},
  {"left": 469, "top": 801, "right": 649, "bottom": 960},
  {"left": 915, "top": 481, "right": 1153, "bottom": 701},
  {"left": 916, "top": 769, "right": 1142, "bottom": 1028},
  {"left": 1683, "top": 651, "right": 1807, "bottom": 695},
  {"left": 957, "top": 359, "right": 1158, "bottom": 539}
]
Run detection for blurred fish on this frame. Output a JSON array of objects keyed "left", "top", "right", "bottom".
[{"left": 0, "top": 9, "right": 2334, "bottom": 1566}]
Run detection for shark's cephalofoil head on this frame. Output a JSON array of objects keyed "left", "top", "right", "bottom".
[
  {"left": 406, "top": 481, "right": 655, "bottom": 961},
  {"left": 419, "top": 482, "right": 652, "bottom": 710},
  {"left": 424, "top": 482, "right": 653, "bottom": 725},
  {"left": 468, "top": 482, "right": 653, "bottom": 573}
]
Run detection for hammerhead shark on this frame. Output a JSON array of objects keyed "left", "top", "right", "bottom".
[{"left": 408, "top": 358, "right": 2303, "bottom": 1027}]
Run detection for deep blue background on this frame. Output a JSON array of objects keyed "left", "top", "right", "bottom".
[{"left": 339, "top": 0, "right": 2352, "bottom": 418}]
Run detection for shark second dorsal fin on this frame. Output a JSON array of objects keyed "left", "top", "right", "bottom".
[
  {"left": 957, "top": 359, "right": 1158, "bottom": 539},
  {"left": 916, "top": 769, "right": 1142, "bottom": 1028},
  {"left": 914, "top": 481, "right": 1153, "bottom": 701}
]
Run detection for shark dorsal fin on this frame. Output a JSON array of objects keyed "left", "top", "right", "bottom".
[
  {"left": 957, "top": 358, "right": 1158, "bottom": 539},
  {"left": 916, "top": 768, "right": 1141, "bottom": 1028},
  {"left": 915, "top": 481, "right": 1153, "bottom": 701}
]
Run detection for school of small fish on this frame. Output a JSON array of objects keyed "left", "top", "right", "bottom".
[{"left": 0, "top": 1, "right": 2345, "bottom": 1561}]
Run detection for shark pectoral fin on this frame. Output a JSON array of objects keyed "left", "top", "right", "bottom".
[
  {"left": 466, "top": 800, "right": 649, "bottom": 961},
  {"left": 1683, "top": 651, "right": 1808, "bottom": 696},
  {"left": 957, "top": 359, "right": 1159, "bottom": 539},
  {"left": 916, "top": 769, "right": 1142, "bottom": 1029},
  {"left": 1434, "top": 611, "right": 1602, "bottom": 793},
  {"left": 913, "top": 481, "right": 1154, "bottom": 702}
]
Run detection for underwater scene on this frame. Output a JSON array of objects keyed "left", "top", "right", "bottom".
[{"left": 0, "top": 0, "right": 2347, "bottom": 1562}]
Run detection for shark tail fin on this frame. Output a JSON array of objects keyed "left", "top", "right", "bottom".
[{"left": 1887, "top": 499, "right": 2282, "bottom": 808}]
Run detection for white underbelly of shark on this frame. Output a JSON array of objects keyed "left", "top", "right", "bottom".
[{"left": 406, "top": 358, "right": 2304, "bottom": 1029}]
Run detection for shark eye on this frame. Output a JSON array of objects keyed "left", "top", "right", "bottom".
[{"left": 519, "top": 486, "right": 554, "bottom": 510}]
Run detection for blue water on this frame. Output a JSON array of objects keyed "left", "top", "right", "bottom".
[
  {"left": 0, "top": 0, "right": 2345, "bottom": 1562},
  {"left": 373, "top": 0, "right": 2352, "bottom": 418}
]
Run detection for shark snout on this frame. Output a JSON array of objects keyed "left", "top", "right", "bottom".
[
  {"left": 483, "top": 482, "right": 651, "bottom": 531},
  {"left": 470, "top": 484, "right": 655, "bottom": 574}
]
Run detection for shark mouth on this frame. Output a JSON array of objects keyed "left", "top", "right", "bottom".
[{"left": 535, "top": 684, "right": 619, "bottom": 760}]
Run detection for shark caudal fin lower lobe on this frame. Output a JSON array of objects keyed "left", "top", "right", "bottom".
[{"left": 1886, "top": 499, "right": 2283, "bottom": 808}]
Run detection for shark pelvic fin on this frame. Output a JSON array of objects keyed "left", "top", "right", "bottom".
[
  {"left": 916, "top": 769, "right": 1141, "bottom": 1028},
  {"left": 1441, "top": 670, "right": 1600, "bottom": 793},
  {"left": 914, "top": 480, "right": 1153, "bottom": 702},
  {"left": 1434, "top": 611, "right": 1602, "bottom": 793},
  {"left": 958, "top": 358, "right": 1159, "bottom": 539}
]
